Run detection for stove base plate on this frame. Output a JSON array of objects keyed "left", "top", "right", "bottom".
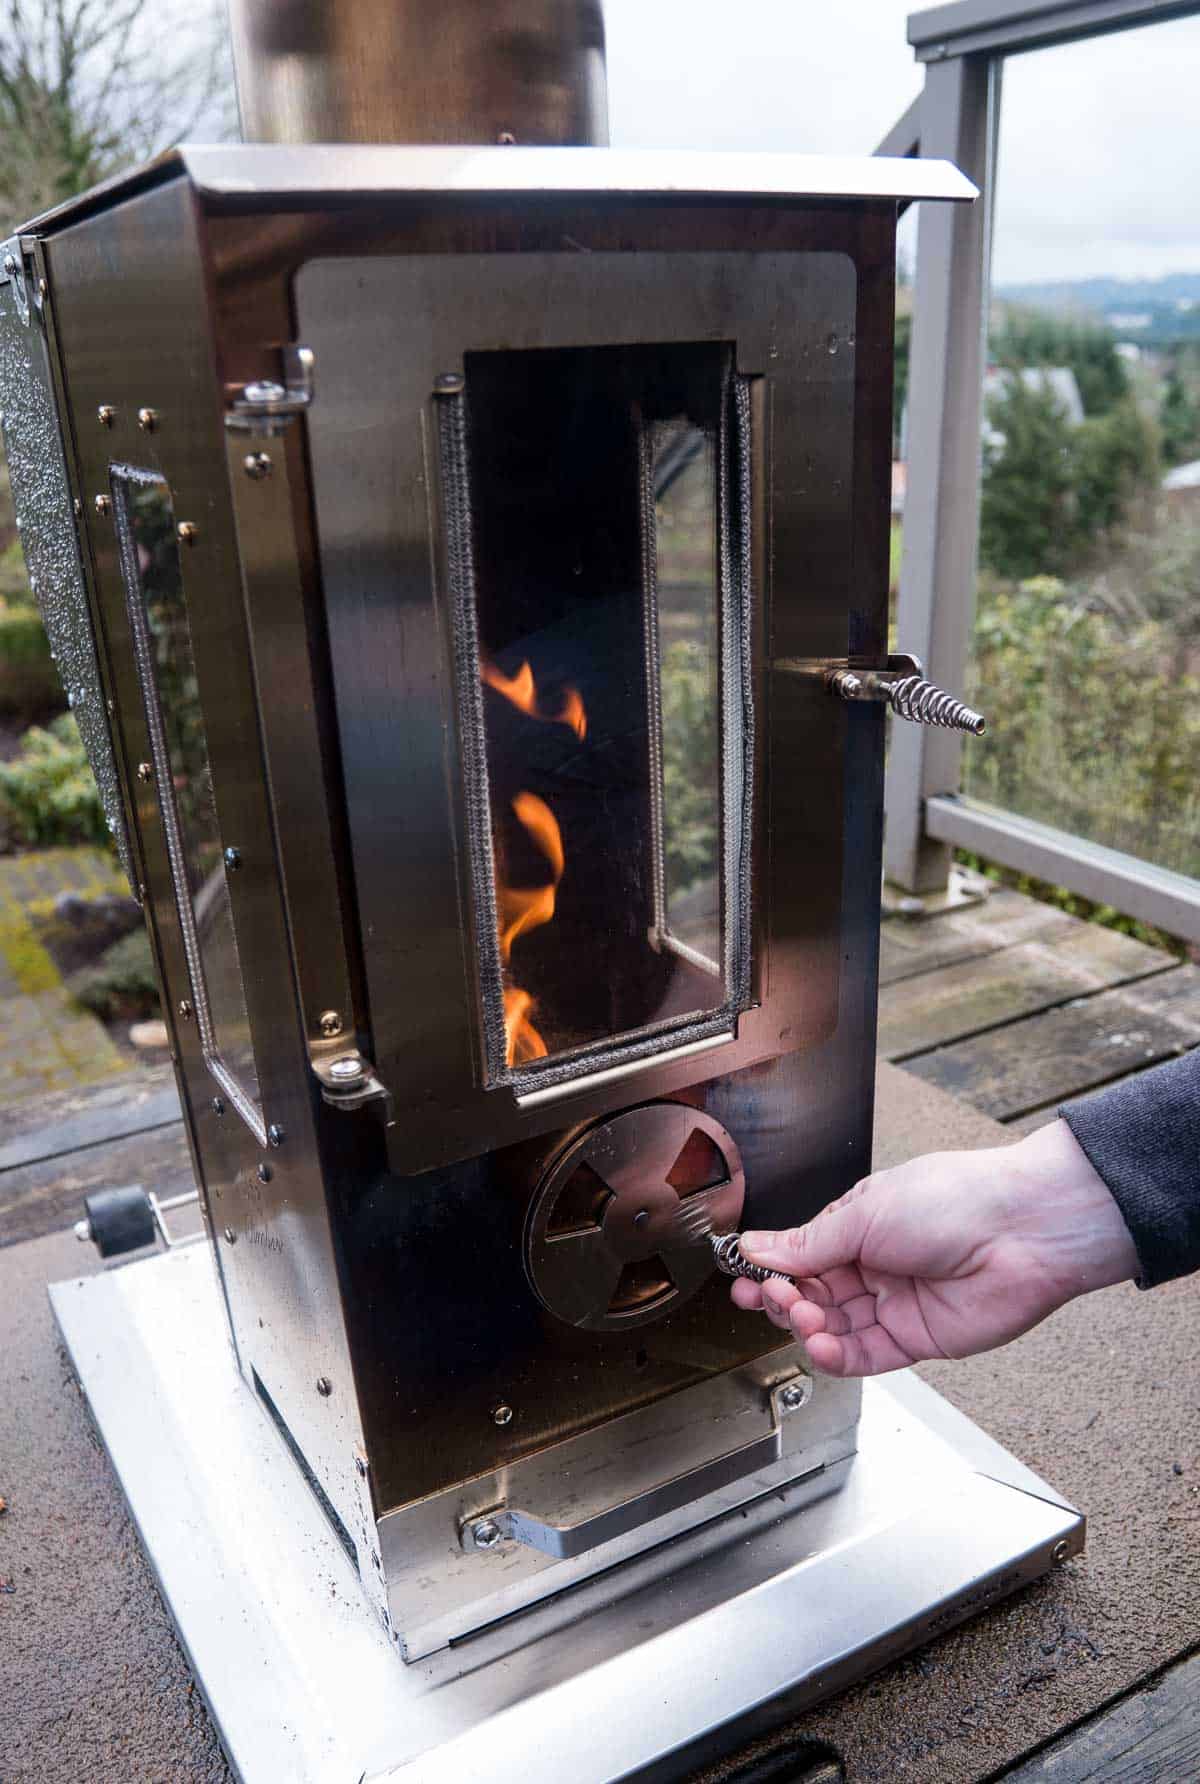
[{"left": 50, "top": 1244, "right": 1082, "bottom": 1784}]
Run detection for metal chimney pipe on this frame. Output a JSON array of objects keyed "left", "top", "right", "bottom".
[{"left": 227, "top": 0, "right": 608, "bottom": 146}]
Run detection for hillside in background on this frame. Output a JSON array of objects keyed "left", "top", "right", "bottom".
[{"left": 996, "top": 272, "right": 1200, "bottom": 346}]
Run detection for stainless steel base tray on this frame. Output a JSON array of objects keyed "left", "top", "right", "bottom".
[{"left": 50, "top": 1245, "right": 1082, "bottom": 1784}]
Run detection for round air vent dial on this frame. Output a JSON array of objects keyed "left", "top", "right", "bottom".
[{"left": 524, "top": 1103, "right": 744, "bottom": 1333}]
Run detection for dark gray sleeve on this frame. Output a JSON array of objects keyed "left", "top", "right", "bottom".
[{"left": 1061, "top": 1050, "right": 1200, "bottom": 1289}]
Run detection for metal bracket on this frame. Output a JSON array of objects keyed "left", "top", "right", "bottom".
[
  {"left": 226, "top": 344, "right": 315, "bottom": 434},
  {"left": 1, "top": 238, "right": 30, "bottom": 327},
  {"left": 460, "top": 1372, "right": 812, "bottom": 1559},
  {"left": 311, "top": 1051, "right": 394, "bottom": 1124}
]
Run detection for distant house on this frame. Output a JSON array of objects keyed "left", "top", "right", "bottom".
[
  {"left": 980, "top": 365, "right": 1086, "bottom": 455},
  {"left": 1162, "top": 459, "right": 1200, "bottom": 507}
]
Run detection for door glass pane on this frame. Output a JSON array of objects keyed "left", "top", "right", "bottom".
[
  {"left": 451, "top": 342, "right": 751, "bottom": 1079},
  {"left": 112, "top": 467, "right": 262, "bottom": 1124},
  {"left": 963, "top": 15, "right": 1200, "bottom": 879}
]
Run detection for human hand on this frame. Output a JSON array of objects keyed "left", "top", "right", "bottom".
[{"left": 731, "top": 1119, "right": 1138, "bottom": 1377}]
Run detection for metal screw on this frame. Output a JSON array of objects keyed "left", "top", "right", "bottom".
[
  {"left": 492, "top": 1404, "right": 514, "bottom": 1427},
  {"left": 355, "top": 1456, "right": 369, "bottom": 1479},
  {"left": 318, "top": 1009, "right": 344, "bottom": 1039},
  {"left": 178, "top": 998, "right": 194, "bottom": 1021},
  {"left": 328, "top": 1055, "right": 363, "bottom": 1083},
  {"left": 73, "top": 1218, "right": 92, "bottom": 1243},
  {"left": 779, "top": 1381, "right": 808, "bottom": 1413},
  {"left": 471, "top": 1519, "right": 503, "bottom": 1550},
  {"left": 1052, "top": 1540, "right": 1069, "bottom": 1564},
  {"left": 137, "top": 407, "right": 159, "bottom": 432},
  {"left": 242, "top": 451, "right": 272, "bottom": 481},
  {"left": 36, "top": 276, "right": 46, "bottom": 301},
  {"left": 433, "top": 372, "right": 465, "bottom": 396},
  {"left": 223, "top": 845, "right": 242, "bottom": 871},
  {"left": 94, "top": 494, "right": 111, "bottom": 516},
  {"left": 3, "top": 252, "right": 16, "bottom": 276},
  {"left": 267, "top": 1123, "right": 285, "bottom": 1148},
  {"left": 97, "top": 404, "right": 116, "bottom": 428},
  {"left": 316, "top": 1376, "right": 333, "bottom": 1397},
  {"left": 211, "top": 1096, "right": 226, "bottom": 1116},
  {"left": 223, "top": 1226, "right": 237, "bottom": 1244},
  {"left": 256, "top": 1162, "right": 272, "bottom": 1184},
  {"left": 136, "top": 761, "right": 153, "bottom": 783},
  {"left": 497, "top": 130, "right": 517, "bottom": 144},
  {"left": 176, "top": 521, "right": 198, "bottom": 546},
  {"left": 73, "top": 498, "right": 83, "bottom": 518}
]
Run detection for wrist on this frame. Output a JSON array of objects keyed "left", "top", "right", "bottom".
[{"left": 1006, "top": 1118, "right": 1140, "bottom": 1301}]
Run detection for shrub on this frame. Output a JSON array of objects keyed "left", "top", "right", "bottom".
[
  {"left": 69, "top": 927, "right": 159, "bottom": 1022},
  {"left": 964, "top": 573, "right": 1200, "bottom": 878},
  {"left": 0, "top": 713, "right": 110, "bottom": 849},
  {"left": 0, "top": 597, "right": 63, "bottom": 716}
]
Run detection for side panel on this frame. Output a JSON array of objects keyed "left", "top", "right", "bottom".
[{"left": 43, "top": 179, "right": 379, "bottom": 1598}]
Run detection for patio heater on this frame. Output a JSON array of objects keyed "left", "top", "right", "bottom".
[{"left": 0, "top": 2, "right": 1083, "bottom": 1775}]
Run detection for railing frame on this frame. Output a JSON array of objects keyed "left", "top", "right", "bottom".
[{"left": 883, "top": 0, "right": 1200, "bottom": 940}]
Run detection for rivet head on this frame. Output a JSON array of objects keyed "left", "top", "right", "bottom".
[
  {"left": 136, "top": 761, "right": 153, "bottom": 783},
  {"left": 471, "top": 1519, "right": 503, "bottom": 1550},
  {"left": 137, "top": 406, "right": 158, "bottom": 432},
  {"left": 316, "top": 1376, "right": 333, "bottom": 1397},
  {"left": 355, "top": 1456, "right": 369, "bottom": 1479},
  {"left": 223, "top": 1225, "right": 237, "bottom": 1244},
  {"left": 223, "top": 845, "right": 242, "bottom": 871},
  {"left": 94, "top": 494, "right": 111, "bottom": 516},
  {"left": 492, "top": 1403, "right": 514, "bottom": 1427},
  {"left": 176, "top": 521, "right": 198, "bottom": 545},
  {"left": 36, "top": 276, "right": 47, "bottom": 301},
  {"left": 73, "top": 498, "right": 83, "bottom": 518},
  {"left": 256, "top": 1162, "right": 272, "bottom": 1184},
  {"left": 242, "top": 451, "right": 272, "bottom": 481},
  {"left": 211, "top": 1095, "right": 226, "bottom": 1116},
  {"left": 267, "top": 1123, "right": 285, "bottom": 1148},
  {"left": 433, "top": 372, "right": 465, "bottom": 396},
  {"left": 318, "top": 1009, "right": 344, "bottom": 1039},
  {"left": 178, "top": 998, "right": 193, "bottom": 1021},
  {"left": 1052, "top": 1539, "right": 1070, "bottom": 1564},
  {"left": 96, "top": 405, "right": 116, "bottom": 428}
]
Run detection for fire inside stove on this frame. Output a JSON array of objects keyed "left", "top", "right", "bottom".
[{"left": 446, "top": 340, "right": 753, "bottom": 1084}]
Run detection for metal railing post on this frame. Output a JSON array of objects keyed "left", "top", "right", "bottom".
[{"left": 884, "top": 53, "right": 995, "bottom": 894}]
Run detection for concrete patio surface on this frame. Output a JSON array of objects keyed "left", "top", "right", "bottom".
[{"left": 2, "top": 1060, "right": 1197, "bottom": 1783}]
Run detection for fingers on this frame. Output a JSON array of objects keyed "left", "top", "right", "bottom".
[
  {"left": 741, "top": 1179, "right": 877, "bottom": 1279},
  {"left": 806, "top": 1324, "right": 914, "bottom": 1378}
]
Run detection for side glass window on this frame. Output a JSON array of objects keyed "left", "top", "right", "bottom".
[{"left": 112, "top": 466, "right": 264, "bottom": 1137}]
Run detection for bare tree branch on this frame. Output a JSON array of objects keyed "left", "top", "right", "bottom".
[{"left": 0, "top": 0, "right": 235, "bottom": 226}]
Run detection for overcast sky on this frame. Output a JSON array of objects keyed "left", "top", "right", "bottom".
[{"left": 605, "top": 0, "right": 1200, "bottom": 286}]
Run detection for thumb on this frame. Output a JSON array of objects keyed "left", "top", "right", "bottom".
[{"left": 740, "top": 1182, "right": 874, "bottom": 1278}]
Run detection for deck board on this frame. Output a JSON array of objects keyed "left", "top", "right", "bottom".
[
  {"left": 878, "top": 923, "right": 1172, "bottom": 1061},
  {"left": 901, "top": 964, "right": 1200, "bottom": 1122}
]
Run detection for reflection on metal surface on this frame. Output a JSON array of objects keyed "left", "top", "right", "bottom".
[
  {"left": 111, "top": 467, "right": 265, "bottom": 1141},
  {"left": 0, "top": 246, "right": 137, "bottom": 891},
  {"left": 228, "top": 0, "right": 609, "bottom": 147}
]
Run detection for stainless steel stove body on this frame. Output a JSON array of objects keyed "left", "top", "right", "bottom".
[{"left": 0, "top": 146, "right": 973, "bottom": 1660}]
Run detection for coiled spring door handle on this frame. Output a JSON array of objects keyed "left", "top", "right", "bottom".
[{"left": 828, "top": 652, "right": 985, "bottom": 736}]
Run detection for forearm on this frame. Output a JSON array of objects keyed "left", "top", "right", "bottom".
[{"left": 1060, "top": 1050, "right": 1200, "bottom": 1288}]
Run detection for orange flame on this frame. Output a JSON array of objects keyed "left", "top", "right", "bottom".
[
  {"left": 482, "top": 658, "right": 587, "bottom": 740},
  {"left": 483, "top": 658, "right": 586, "bottom": 1065},
  {"left": 495, "top": 791, "right": 565, "bottom": 1066}
]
